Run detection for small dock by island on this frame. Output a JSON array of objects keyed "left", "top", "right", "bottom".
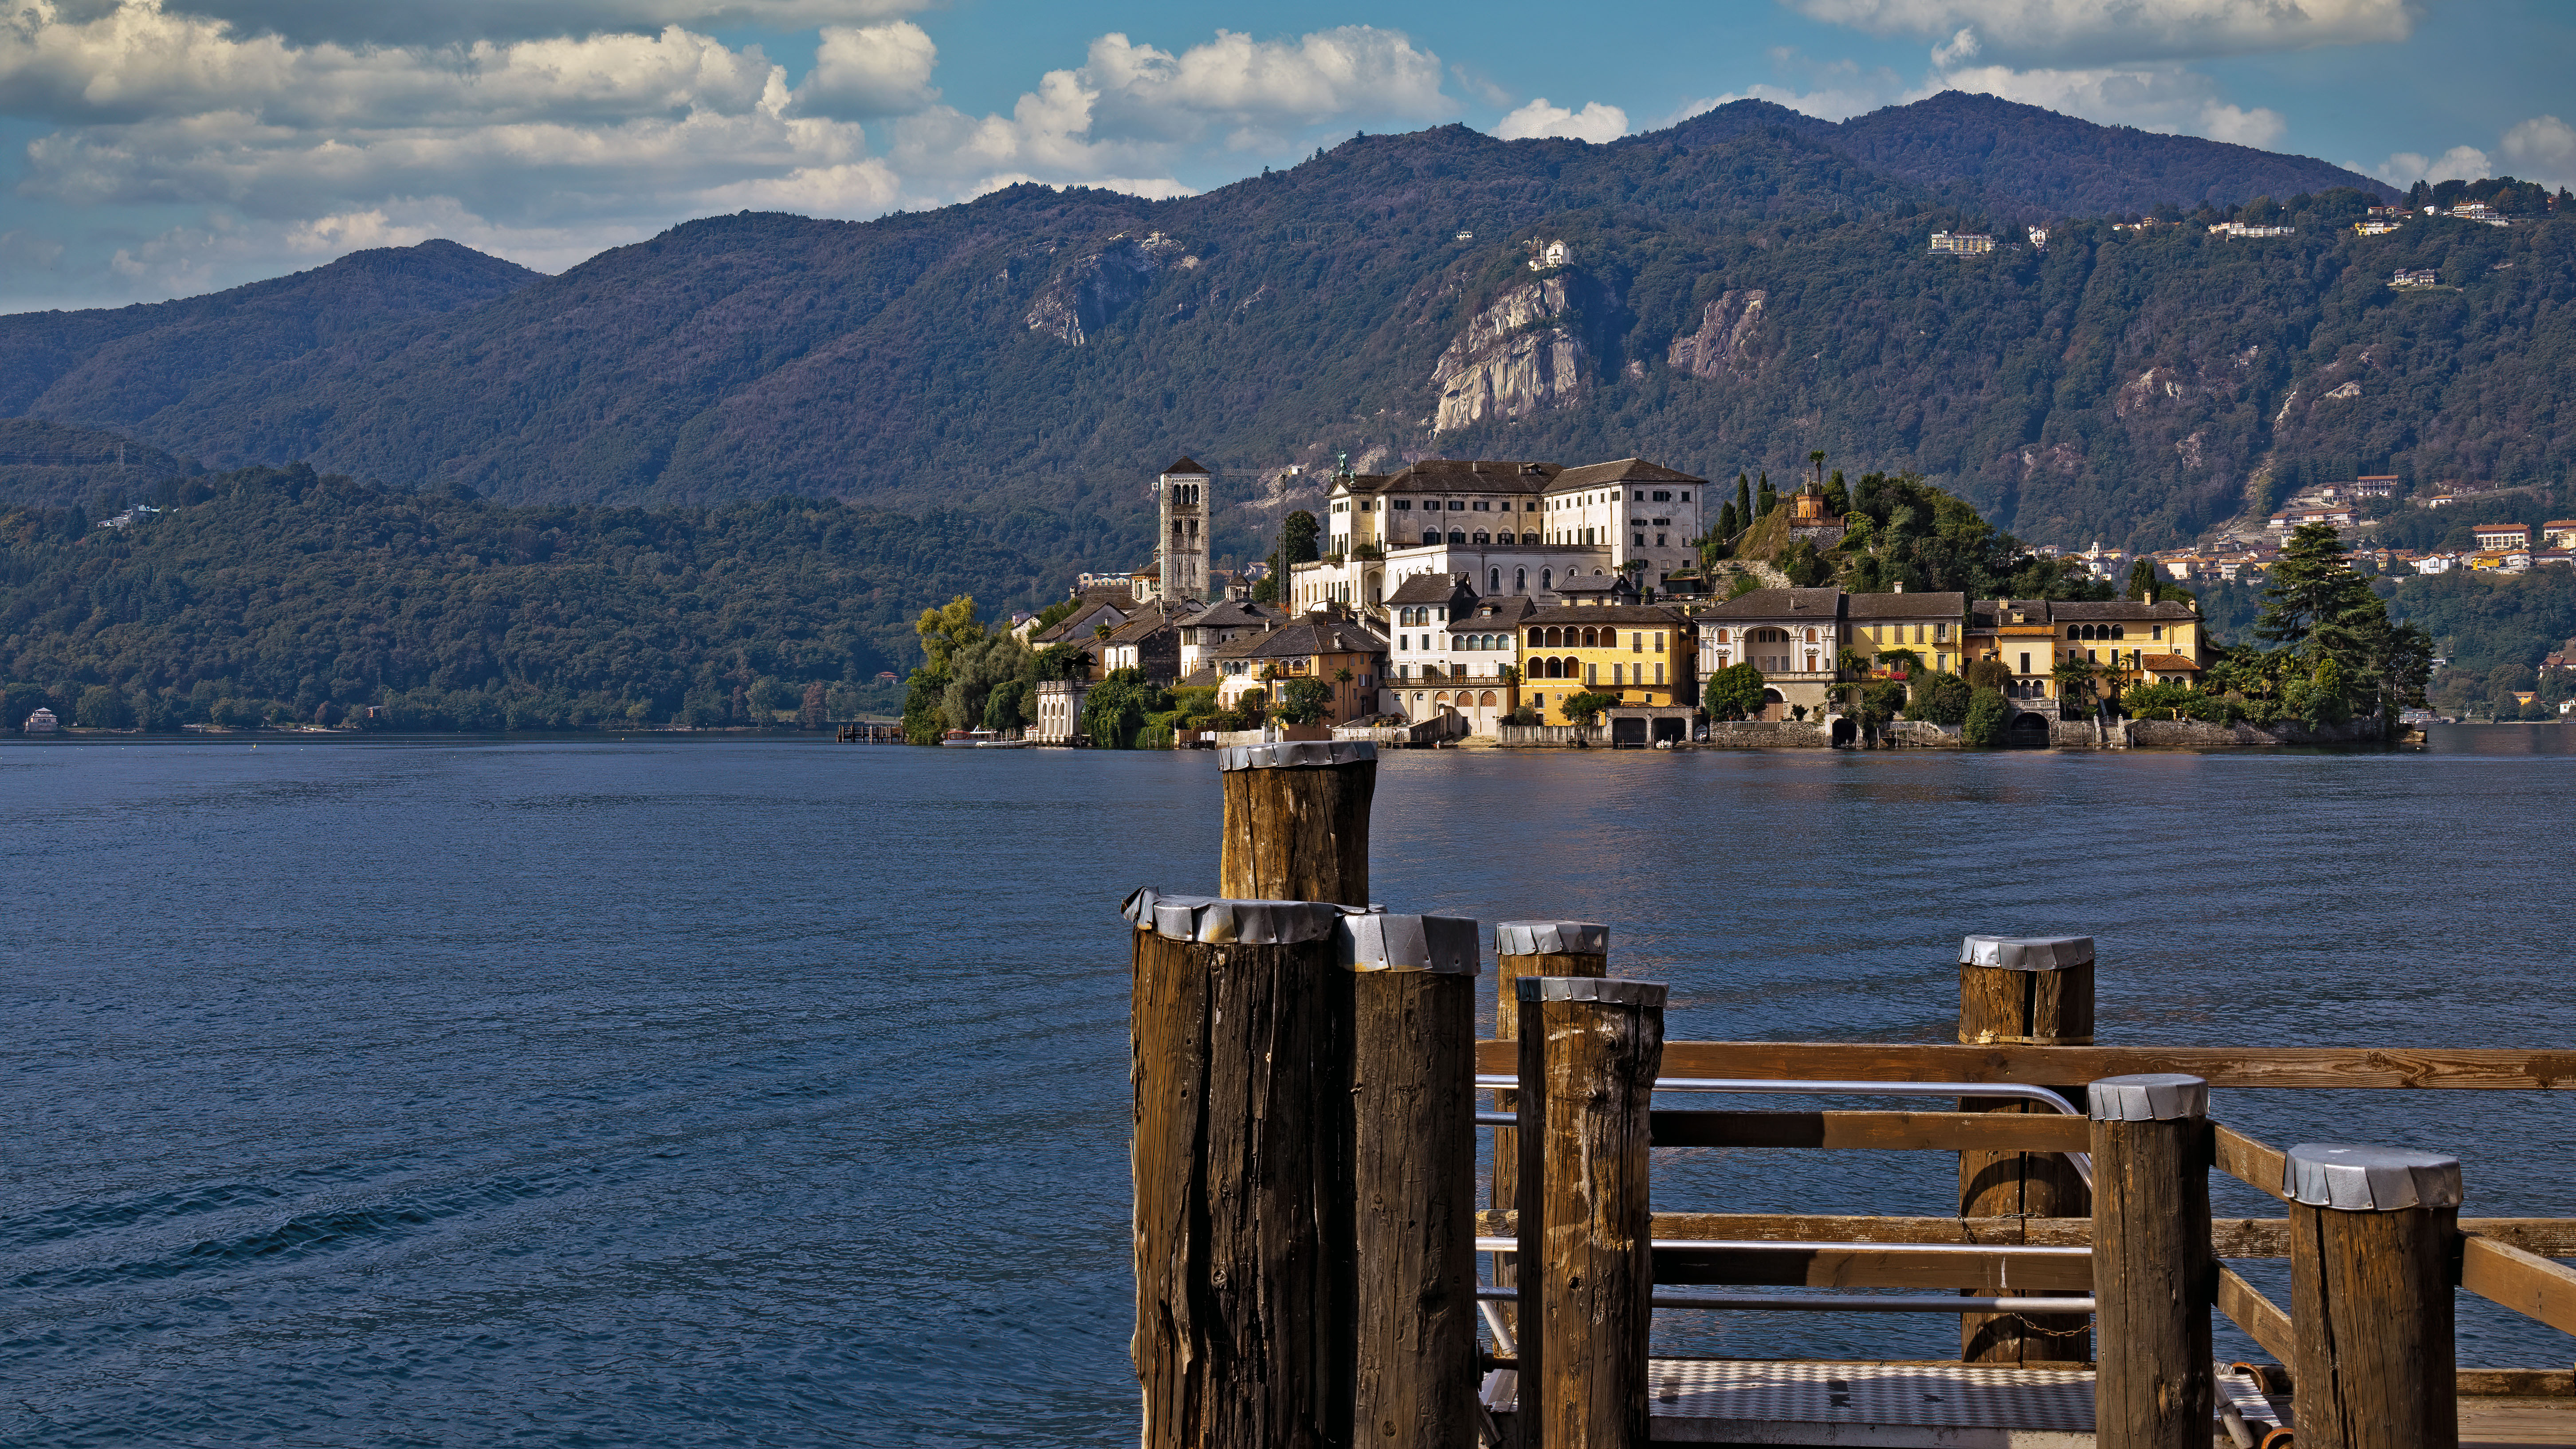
[{"left": 1120, "top": 741, "right": 2576, "bottom": 1447}]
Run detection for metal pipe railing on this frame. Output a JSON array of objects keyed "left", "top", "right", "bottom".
[
  {"left": 1472, "top": 1235, "right": 2087, "bottom": 1258},
  {"left": 1474, "top": 1286, "right": 2099, "bottom": 1313}
]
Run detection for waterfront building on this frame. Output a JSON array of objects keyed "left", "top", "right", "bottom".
[
  {"left": 1177, "top": 598, "right": 1283, "bottom": 676},
  {"left": 1294, "top": 456, "right": 1705, "bottom": 613},
  {"left": 1212, "top": 611, "right": 1389, "bottom": 726},
  {"left": 1514, "top": 602, "right": 1697, "bottom": 725},
  {"left": 1966, "top": 599, "right": 2204, "bottom": 712},
  {"left": 1688, "top": 588, "right": 1845, "bottom": 719},
  {"left": 1029, "top": 679, "right": 1089, "bottom": 745},
  {"left": 1099, "top": 601, "right": 1187, "bottom": 683},
  {"left": 1846, "top": 591, "right": 1969, "bottom": 676}
]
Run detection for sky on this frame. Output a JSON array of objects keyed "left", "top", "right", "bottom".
[{"left": 0, "top": 0, "right": 2570, "bottom": 313}]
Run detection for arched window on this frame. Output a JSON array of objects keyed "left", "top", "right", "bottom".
[
  {"left": 1479, "top": 691, "right": 1498, "bottom": 707},
  {"left": 2111, "top": 624, "right": 2125, "bottom": 639},
  {"left": 1515, "top": 567, "right": 1527, "bottom": 593},
  {"left": 1448, "top": 530, "right": 1466, "bottom": 544},
  {"left": 1424, "top": 530, "right": 1440, "bottom": 545},
  {"left": 1541, "top": 568, "right": 1553, "bottom": 591},
  {"left": 1523, "top": 532, "right": 1539, "bottom": 545},
  {"left": 1583, "top": 627, "right": 1599, "bottom": 647},
  {"left": 1528, "top": 628, "right": 1543, "bottom": 646},
  {"left": 1547, "top": 627, "right": 1564, "bottom": 647},
  {"left": 1489, "top": 567, "right": 1501, "bottom": 593},
  {"left": 1473, "top": 531, "right": 1490, "bottom": 545},
  {"left": 1806, "top": 628, "right": 1818, "bottom": 643}
]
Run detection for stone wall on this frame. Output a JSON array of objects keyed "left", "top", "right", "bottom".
[
  {"left": 1699, "top": 720, "right": 1831, "bottom": 748},
  {"left": 2125, "top": 717, "right": 2391, "bottom": 748}
]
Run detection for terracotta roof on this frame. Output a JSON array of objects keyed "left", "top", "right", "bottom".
[
  {"left": 1354, "top": 459, "right": 1560, "bottom": 496},
  {"left": 1186, "top": 598, "right": 1282, "bottom": 630},
  {"left": 1519, "top": 603, "right": 1695, "bottom": 627},
  {"left": 1845, "top": 591, "right": 1967, "bottom": 619},
  {"left": 1030, "top": 592, "right": 1133, "bottom": 643},
  {"left": 1552, "top": 457, "right": 1707, "bottom": 488},
  {"left": 1243, "top": 617, "right": 1388, "bottom": 659},
  {"left": 1385, "top": 572, "right": 1476, "bottom": 606},
  {"left": 1164, "top": 456, "right": 1209, "bottom": 475},
  {"left": 2138, "top": 653, "right": 2201, "bottom": 671}
]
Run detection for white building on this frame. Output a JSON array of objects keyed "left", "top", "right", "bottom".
[
  {"left": 1929, "top": 232, "right": 1994, "bottom": 255},
  {"left": 1296, "top": 456, "right": 1705, "bottom": 615}
]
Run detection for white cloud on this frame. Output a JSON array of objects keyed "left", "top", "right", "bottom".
[
  {"left": 1937, "top": 63, "right": 2285, "bottom": 146},
  {"left": 1493, "top": 98, "right": 1627, "bottom": 144},
  {"left": 885, "top": 25, "right": 1449, "bottom": 195},
  {"left": 1786, "top": 0, "right": 2412, "bottom": 65},
  {"left": 0, "top": 4, "right": 1458, "bottom": 309},
  {"left": 2501, "top": 114, "right": 2576, "bottom": 188},
  {"left": 1666, "top": 50, "right": 1908, "bottom": 126},
  {"left": 167, "top": 0, "right": 927, "bottom": 47},
  {"left": 1929, "top": 26, "right": 1979, "bottom": 67},
  {"left": 793, "top": 21, "right": 938, "bottom": 118},
  {"left": 2373, "top": 145, "right": 2493, "bottom": 188}
]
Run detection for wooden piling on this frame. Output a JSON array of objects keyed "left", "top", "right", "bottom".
[
  {"left": 1956, "top": 933, "right": 2096, "bottom": 1364},
  {"left": 1220, "top": 740, "right": 1377, "bottom": 907},
  {"left": 1127, "top": 891, "right": 1355, "bottom": 1449},
  {"left": 1343, "top": 913, "right": 1483, "bottom": 1449},
  {"left": 2089, "top": 1074, "right": 2214, "bottom": 1449},
  {"left": 1516, "top": 976, "right": 1665, "bottom": 1449},
  {"left": 2285, "top": 1143, "right": 2463, "bottom": 1449},
  {"left": 1490, "top": 921, "right": 1610, "bottom": 1326}
]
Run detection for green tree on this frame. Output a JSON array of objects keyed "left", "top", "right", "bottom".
[
  {"left": 1281, "top": 510, "right": 1320, "bottom": 566},
  {"left": 1963, "top": 687, "right": 2010, "bottom": 745},
  {"left": 2125, "top": 559, "right": 2158, "bottom": 601},
  {"left": 1907, "top": 671, "right": 1971, "bottom": 725},
  {"left": 1736, "top": 473, "right": 1753, "bottom": 526},
  {"left": 1704, "top": 662, "right": 1767, "bottom": 720},
  {"left": 1082, "top": 668, "right": 1164, "bottom": 748},
  {"left": 747, "top": 675, "right": 793, "bottom": 718},
  {"left": 1963, "top": 656, "right": 2013, "bottom": 691},
  {"left": 1559, "top": 689, "right": 1620, "bottom": 724},
  {"left": 1755, "top": 472, "right": 1775, "bottom": 518},
  {"left": 1274, "top": 675, "right": 1335, "bottom": 724},
  {"left": 75, "top": 684, "right": 131, "bottom": 728},
  {"left": 2052, "top": 655, "right": 2099, "bottom": 712},
  {"left": 983, "top": 677, "right": 1029, "bottom": 730}
]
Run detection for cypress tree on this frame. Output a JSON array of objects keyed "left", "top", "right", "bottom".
[
  {"left": 1736, "top": 473, "right": 1752, "bottom": 523},
  {"left": 1755, "top": 471, "right": 1775, "bottom": 518},
  {"left": 1716, "top": 501, "right": 1739, "bottom": 539}
]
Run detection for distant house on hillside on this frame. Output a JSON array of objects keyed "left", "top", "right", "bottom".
[
  {"left": 2544, "top": 521, "right": 2576, "bottom": 550},
  {"left": 2392, "top": 268, "right": 2440, "bottom": 288},
  {"left": 2349, "top": 476, "right": 2397, "bottom": 499},
  {"left": 1929, "top": 232, "right": 1994, "bottom": 255},
  {"left": 2269, "top": 506, "right": 2353, "bottom": 532},
  {"left": 2208, "top": 221, "right": 2294, "bottom": 238},
  {"left": 2474, "top": 523, "right": 2533, "bottom": 552},
  {"left": 24, "top": 707, "right": 57, "bottom": 733}
]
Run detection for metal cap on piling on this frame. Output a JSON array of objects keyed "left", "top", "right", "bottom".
[
  {"left": 1217, "top": 740, "right": 1378, "bottom": 770},
  {"left": 1338, "top": 913, "right": 1480, "bottom": 974},
  {"left": 1119, "top": 888, "right": 1346, "bottom": 944},
  {"left": 1959, "top": 935, "right": 2095, "bottom": 970},
  {"left": 2281, "top": 1143, "right": 2464, "bottom": 1211},
  {"left": 1497, "top": 921, "right": 1610, "bottom": 956},
  {"left": 1514, "top": 976, "right": 1666, "bottom": 1007},
  {"left": 2087, "top": 1073, "right": 2209, "bottom": 1121}
]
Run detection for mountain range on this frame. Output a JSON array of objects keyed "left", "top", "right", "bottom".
[{"left": 5, "top": 91, "right": 2568, "bottom": 613}]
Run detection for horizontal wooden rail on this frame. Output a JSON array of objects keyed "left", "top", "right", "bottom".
[
  {"left": 1478, "top": 1040, "right": 2576, "bottom": 1089},
  {"left": 1649, "top": 1109, "right": 2091, "bottom": 1153},
  {"left": 1475, "top": 1211, "right": 2576, "bottom": 1259},
  {"left": 1654, "top": 1244, "right": 2091, "bottom": 1292},
  {"left": 2462, "top": 1233, "right": 2576, "bottom": 1338},
  {"left": 2213, "top": 1124, "right": 2288, "bottom": 1200},
  {"left": 2216, "top": 1264, "right": 2294, "bottom": 1363}
]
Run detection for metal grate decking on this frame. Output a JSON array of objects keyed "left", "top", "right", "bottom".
[{"left": 1488, "top": 1359, "right": 2282, "bottom": 1447}]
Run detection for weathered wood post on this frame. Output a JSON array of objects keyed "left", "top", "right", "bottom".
[
  {"left": 1127, "top": 890, "right": 1355, "bottom": 1449},
  {"left": 1343, "top": 912, "right": 1482, "bottom": 1449},
  {"left": 1490, "top": 922, "right": 1610, "bottom": 1321},
  {"left": 1221, "top": 740, "right": 1376, "bottom": 907},
  {"left": 1516, "top": 977, "right": 1665, "bottom": 1449},
  {"left": 1957, "top": 933, "right": 2096, "bottom": 1363},
  {"left": 2089, "top": 1074, "right": 2214, "bottom": 1449},
  {"left": 2285, "top": 1143, "right": 2463, "bottom": 1449}
]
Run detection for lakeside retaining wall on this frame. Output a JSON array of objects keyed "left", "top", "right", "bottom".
[
  {"left": 2125, "top": 717, "right": 2391, "bottom": 748},
  {"left": 1700, "top": 720, "right": 1831, "bottom": 748}
]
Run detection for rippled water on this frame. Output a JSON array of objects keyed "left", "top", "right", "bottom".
[{"left": 5, "top": 730, "right": 2572, "bottom": 1445}]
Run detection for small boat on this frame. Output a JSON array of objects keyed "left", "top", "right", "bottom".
[{"left": 941, "top": 728, "right": 1027, "bottom": 749}]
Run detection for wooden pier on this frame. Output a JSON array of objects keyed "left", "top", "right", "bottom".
[{"left": 1124, "top": 741, "right": 2576, "bottom": 1448}]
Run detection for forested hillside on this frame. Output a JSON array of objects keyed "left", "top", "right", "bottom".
[
  {"left": 3, "top": 93, "right": 2569, "bottom": 643},
  {"left": 0, "top": 466, "right": 1051, "bottom": 731}
]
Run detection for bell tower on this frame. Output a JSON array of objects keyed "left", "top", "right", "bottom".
[{"left": 1158, "top": 456, "right": 1211, "bottom": 604}]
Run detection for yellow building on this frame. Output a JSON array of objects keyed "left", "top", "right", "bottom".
[
  {"left": 1969, "top": 599, "right": 2204, "bottom": 708},
  {"left": 1516, "top": 602, "right": 1698, "bottom": 724},
  {"left": 1845, "top": 592, "right": 1967, "bottom": 677}
]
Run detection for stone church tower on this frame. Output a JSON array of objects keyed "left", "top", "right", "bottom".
[{"left": 1157, "top": 457, "right": 1211, "bottom": 604}]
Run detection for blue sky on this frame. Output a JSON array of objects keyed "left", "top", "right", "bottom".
[{"left": 0, "top": 0, "right": 2568, "bottom": 312}]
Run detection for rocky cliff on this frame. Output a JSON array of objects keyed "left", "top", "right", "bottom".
[
  {"left": 1665, "top": 288, "right": 1770, "bottom": 381},
  {"left": 1431, "top": 273, "right": 1588, "bottom": 432}
]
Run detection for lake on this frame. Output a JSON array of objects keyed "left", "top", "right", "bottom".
[{"left": 5, "top": 728, "right": 2572, "bottom": 1446}]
